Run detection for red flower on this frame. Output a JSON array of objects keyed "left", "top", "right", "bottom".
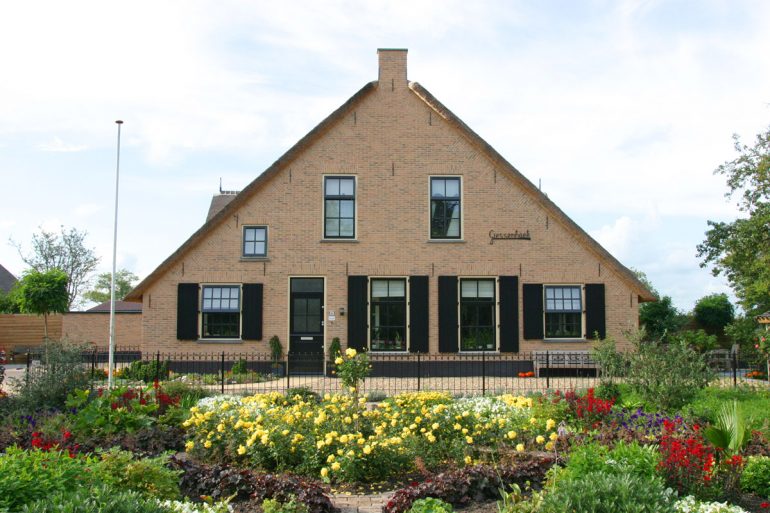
[
  {"left": 759, "top": 501, "right": 769, "bottom": 508},
  {"left": 110, "top": 402, "right": 118, "bottom": 410}
]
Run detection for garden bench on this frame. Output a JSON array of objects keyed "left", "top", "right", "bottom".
[{"left": 532, "top": 350, "right": 597, "bottom": 376}]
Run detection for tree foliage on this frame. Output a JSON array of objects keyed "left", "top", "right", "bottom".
[
  {"left": 631, "top": 268, "right": 685, "bottom": 342},
  {"left": 17, "top": 269, "right": 69, "bottom": 338},
  {"left": 697, "top": 125, "right": 770, "bottom": 314},
  {"left": 0, "top": 286, "right": 21, "bottom": 314},
  {"left": 693, "top": 293, "right": 734, "bottom": 335},
  {"left": 11, "top": 226, "right": 100, "bottom": 309},
  {"left": 83, "top": 269, "right": 139, "bottom": 304}
]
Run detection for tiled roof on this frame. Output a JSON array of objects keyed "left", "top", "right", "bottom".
[
  {"left": 0, "top": 264, "right": 17, "bottom": 294},
  {"left": 85, "top": 300, "right": 143, "bottom": 313},
  {"left": 206, "top": 193, "right": 238, "bottom": 222}
]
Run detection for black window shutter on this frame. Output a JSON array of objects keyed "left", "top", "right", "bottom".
[
  {"left": 498, "top": 276, "right": 519, "bottom": 353},
  {"left": 438, "top": 276, "right": 458, "bottom": 353},
  {"left": 585, "top": 283, "right": 606, "bottom": 340},
  {"left": 409, "top": 276, "right": 429, "bottom": 353},
  {"left": 347, "top": 276, "right": 368, "bottom": 351},
  {"left": 242, "top": 284, "right": 263, "bottom": 341},
  {"left": 177, "top": 283, "right": 199, "bottom": 340},
  {"left": 522, "top": 284, "right": 544, "bottom": 340}
]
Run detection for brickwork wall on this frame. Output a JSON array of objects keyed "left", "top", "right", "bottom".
[
  {"left": 140, "top": 50, "right": 642, "bottom": 355},
  {"left": 61, "top": 313, "right": 142, "bottom": 347}
]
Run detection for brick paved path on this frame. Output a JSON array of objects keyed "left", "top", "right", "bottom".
[{"left": 331, "top": 491, "right": 394, "bottom": 513}]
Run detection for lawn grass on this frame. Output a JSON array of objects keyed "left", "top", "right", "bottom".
[{"left": 682, "top": 385, "right": 770, "bottom": 433}]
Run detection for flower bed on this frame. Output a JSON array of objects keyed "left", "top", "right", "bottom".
[{"left": 183, "top": 391, "right": 564, "bottom": 482}]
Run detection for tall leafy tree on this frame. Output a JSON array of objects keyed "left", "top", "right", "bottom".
[
  {"left": 83, "top": 269, "right": 139, "bottom": 304},
  {"left": 17, "top": 269, "right": 69, "bottom": 338},
  {"left": 693, "top": 293, "right": 734, "bottom": 336},
  {"left": 697, "top": 125, "right": 770, "bottom": 314},
  {"left": 11, "top": 226, "right": 100, "bottom": 309}
]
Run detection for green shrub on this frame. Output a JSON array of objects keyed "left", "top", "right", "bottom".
[
  {"left": 231, "top": 358, "right": 248, "bottom": 375},
  {"left": 20, "top": 485, "right": 175, "bottom": 513},
  {"left": 593, "top": 331, "right": 713, "bottom": 410},
  {"left": 406, "top": 497, "right": 453, "bottom": 513},
  {"left": 286, "top": 387, "right": 321, "bottom": 404},
  {"left": 0, "top": 446, "right": 97, "bottom": 511},
  {"left": 561, "top": 441, "right": 660, "bottom": 480},
  {"left": 123, "top": 360, "right": 169, "bottom": 383},
  {"left": 740, "top": 456, "right": 770, "bottom": 497},
  {"left": 542, "top": 471, "right": 675, "bottom": 513},
  {"left": 94, "top": 448, "right": 181, "bottom": 500},
  {"left": 11, "top": 340, "right": 93, "bottom": 412},
  {"left": 262, "top": 495, "right": 309, "bottom": 513}
]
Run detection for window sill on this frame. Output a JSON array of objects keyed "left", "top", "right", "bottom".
[
  {"left": 427, "top": 239, "right": 466, "bottom": 243},
  {"left": 543, "top": 339, "right": 588, "bottom": 343},
  {"left": 459, "top": 350, "right": 500, "bottom": 355},
  {"left": 320, "top": 239, "right": 359, "bottom": 243},
  {"left": 240, "top": 257, "right": 270, "bottom": 262},
  {"left": 197, "top": 339, "right": 244, "bottom": 344},
  {"left": 369, "top": 350, "right": 408, "bottom": 355}
]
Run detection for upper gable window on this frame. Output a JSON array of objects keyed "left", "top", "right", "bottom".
[
  {"left": 430, "top": 177, "right": 461, "bottom": 239},
  {"left": 324, "top": 176, "right": 356, "bottom": 239},
  {"left": 243, "top": 226, "right": 267, "bottom": 257}
]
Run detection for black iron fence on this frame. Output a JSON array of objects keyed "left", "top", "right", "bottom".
[{"left": 15, "top": 347, "right": 770, "bottom": 397}]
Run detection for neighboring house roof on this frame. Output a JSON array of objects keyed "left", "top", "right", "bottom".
[
  {"left": 85, "top": 300, "right": 143, "bottom": 313},
  {"left": 126, "top": 73, "right": 655, "bottom": 303},
  {"left": 757, "top": 312, "right": 770, "bottom": 324},
  {"left": 206, "top": 192, "right": 238, "bottom": 222},
  {"left": 0, "top": 264, "right": 17, "bottom": 294}
]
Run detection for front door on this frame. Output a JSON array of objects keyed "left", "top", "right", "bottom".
[{"left": 289, "top": 277, "right": 324, "bottom": 374}]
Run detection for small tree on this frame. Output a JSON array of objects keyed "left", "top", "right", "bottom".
[
  {"left": 83, "top": 269, "right": 138, "bottom": 304},
  {"left": 639, "top": 296, "right": 686, "bottom": 342},
  {"left": 11, "top": 226, "right": 100, "bottom": 309},
  {"left": 17, "top": 269, "right": 69, "bottom": 339}
]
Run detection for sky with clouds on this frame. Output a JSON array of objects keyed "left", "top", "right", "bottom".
[{"left": 1, "top": 0, "right": 769, "bottom": 311}]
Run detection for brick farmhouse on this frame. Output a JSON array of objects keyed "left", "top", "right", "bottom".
[{"left": 125, "top": 49, "right": 654, "bottom": 372}]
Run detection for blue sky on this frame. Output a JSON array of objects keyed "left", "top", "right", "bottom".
[{"left": 1, "top": 0, "right": 769, "bottom": 311}]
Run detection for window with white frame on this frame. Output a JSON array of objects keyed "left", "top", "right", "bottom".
[
  {"left": 430, "top": 177, "right": 461, "bottom": 239},
  {"left": 324, "top": 177, "right": 355, "bottom": 238},
  {"left": 460, "top": 279, "right": 495, "bottom": 350},
  {"left": 370, "top": 278, "right": 406, "bottom": 351},
  {"left": 544, "top": 285, "right": 582, "bottom": 338},
  {"left": 201, "top": 285, "right": 240, "bottom": 338},
  {"left": 243, "top": 226, "right": 267, "bottom": 257}
]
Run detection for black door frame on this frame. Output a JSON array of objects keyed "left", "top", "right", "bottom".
[{"left": 288, "top": 277, "right": 325, "bottom": 374}]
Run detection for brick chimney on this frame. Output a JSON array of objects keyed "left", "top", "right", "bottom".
[{"left": 377, "top": 48, "right": 408, "bottom": 89}]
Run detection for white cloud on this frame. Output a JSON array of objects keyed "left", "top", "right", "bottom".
[
  {"left": 74, "top": 203, "right": 103, "bottom": 218},
  {"left": 591, "top": 216, "right": 635, "bottom": 260},
  {"left": 38, "top": 137, "right": 88, "bottom": 153}
]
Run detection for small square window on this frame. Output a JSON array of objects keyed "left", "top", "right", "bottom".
[{"left": 243, "top": 226, "right": 267, "bottom": 257}]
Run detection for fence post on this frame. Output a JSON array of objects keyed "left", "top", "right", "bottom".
[
  {"left": 25, "top": 352, "right": 30, "bottom": 386},
  {"left": 155, "top": 351, "right": 161, "bottom": 383},
  {"left": 91, "top": 348, "right": 97, "bottom": 382},
  {"left": 732, "top": 350, "right": 738, "bottom": 388},
  {"left": 286, "top": 354, "right": 290, "bottom": 391},
  {"left": 546, "top": 350, "right": 550, "bottom": 390},
  {"left": 417, "top": 352, "right": 421, "bottom": 392},
  {"left": 221, "top": 351, "right": 225, "bottom": 394},
  {"left": 482, "top": 349, "right": 486, "bottom": 396}
]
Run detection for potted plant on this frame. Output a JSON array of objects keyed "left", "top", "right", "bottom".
[{"left": 269, "top": 335, "right": 284, "bottom": 377}]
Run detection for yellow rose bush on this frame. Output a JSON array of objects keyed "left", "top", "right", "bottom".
[{"left": 183, "top": 391, "right": 564, "bottom": 483}]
